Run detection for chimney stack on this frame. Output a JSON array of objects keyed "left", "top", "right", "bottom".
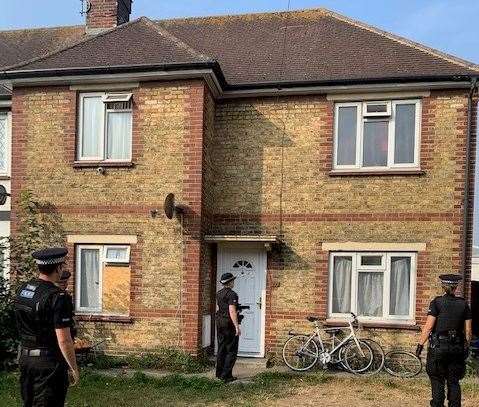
[{"left": 85, "top": 0, "right": 133, "bottom": 34}]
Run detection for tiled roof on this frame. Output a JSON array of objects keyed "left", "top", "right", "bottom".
[
  {"left": 0, "top": 85, "right": 10, "bottom": 97},
  {"left": 158, "top": 9, "right": 479, "bottom": 85},
  {"left": 6, "top": 18, "right": 212, "bottom": 73},
  {"left": 1, "top": 9, "right": 478, "bottom": 88},
  {"left": 0, "top": 25, "right": 85, "bottom": 70}
]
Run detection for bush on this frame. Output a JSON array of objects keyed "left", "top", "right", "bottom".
[
  {"left": 0, "top": 191, "right": 65, "bottom": 371},
  {"left": 0, "top": 276, "right": 17, "bottom": 371},
  {"left": 88, "top": 349, "right": 213, "bottom": 374}
]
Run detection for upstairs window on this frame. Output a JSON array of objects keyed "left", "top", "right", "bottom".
[
  {"left": 78, "top": 92, "right": 133, "bottom": 161},
  {"left": 333, "top": 100, "right": 421, "bottom": 170}
]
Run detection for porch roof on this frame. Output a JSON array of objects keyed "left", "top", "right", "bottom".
[{"left": 204, "top": 235, "right": 278, "bottom": 243}]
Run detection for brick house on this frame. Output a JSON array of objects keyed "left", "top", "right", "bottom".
[{"left": 1, "top": 1, "right": 478, "bottom": 357}]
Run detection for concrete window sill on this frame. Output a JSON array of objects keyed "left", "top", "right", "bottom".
[
  {"left": 324, "top": 319, "right": 420, "bottom": 331},
  {"left": 73, "top": 161, "right": 135, "bottom": 169},
  {"left": 76, "top": 314, "right": 133, "bottom": 324},
  {"left": 329, "top": 169, "right": 425, "bottom": 177}
]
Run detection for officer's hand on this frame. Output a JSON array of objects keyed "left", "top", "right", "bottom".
[
  {"left": 69, "top": 368, "right": 80, "bottom": 386},
  {"left": 235, "top": 326, "right": 241, "bottom": 337},
  {"left": 415, "top": 344, "right": 424, "bottom": 358}
]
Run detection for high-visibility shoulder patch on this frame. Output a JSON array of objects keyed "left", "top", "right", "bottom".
[{"left": 20, "top": 290, "right": 35, "bottom": 299}]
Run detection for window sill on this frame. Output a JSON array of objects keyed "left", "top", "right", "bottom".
[
  {"left": 76, "top": 314, "right": 133, "bottom": 324},
  {"left": 73, "top": 161, "right": 135, "bottom": 169},
  {"left": 325, "top": 319, "right": 420, "bottom": 331},
  {"left": 329, "top": 169, "right": 425, "bottom": 177}
]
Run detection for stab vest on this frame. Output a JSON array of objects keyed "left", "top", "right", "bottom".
[{"left": 14, "top": 279, "right": 62, "bottom": 349}]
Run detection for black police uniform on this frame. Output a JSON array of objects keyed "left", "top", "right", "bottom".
[
  {"left": 426, "top": 291, "right": 472, "bottom": 407},
  {"left": 215, "top": 286, "right": 239, "bottom": 381},
  {"left": 15, "top": 277, "right": 74, "bottom": 406}
]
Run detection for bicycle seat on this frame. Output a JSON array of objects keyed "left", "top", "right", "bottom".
[
  {"left": 325, "top": 328, "right": 342, "bottom": 336},
  {"left": 306, "top": 316, "right": 320, "bottom": 322}
]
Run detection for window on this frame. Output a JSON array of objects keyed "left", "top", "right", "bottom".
[
  {"left": 329, "top": 252, "right": 416, "bottom": 322},
  {"left": 333, "top": 100, "right": 421, "bottom": 170},
  {"left": 75, "top": 245, "right": 131, "bottom": 315},
  {"left": 78, "top": 92, "right": 132, "bottom": 161},
  {"left": 0, "top": 112, "right": 11, "bottom": 175}
]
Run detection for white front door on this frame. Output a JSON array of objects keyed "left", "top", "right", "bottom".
[{"left": 217, "top": 244, "right": 266, "bottom": 357}]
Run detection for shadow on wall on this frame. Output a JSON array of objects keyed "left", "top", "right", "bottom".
[{"left": 210, "top": 105, "right": 294, "bottom": 236}]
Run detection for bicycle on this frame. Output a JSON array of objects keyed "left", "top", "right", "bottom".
[
  {"left": 384, "top": 350, "right": 422, "bottom": 378},
  {"left": 282, "top": 312, "right": 374, "bottom": 373}
]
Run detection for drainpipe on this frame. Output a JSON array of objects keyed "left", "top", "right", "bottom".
[{"left": 461, "top": 77, "right": 478, "bottom": 299}]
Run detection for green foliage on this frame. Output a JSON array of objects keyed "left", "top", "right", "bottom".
[
  {"left": 466, "top": 356, "right": 479, "bottom": 377},
  {"left": 0, "top": 191, "right": 65, "bottom": 370},
  {"left": 89, "top": 348, "right": 213, "bottom": 374},
  {"left": 9, "top": 190, "right": 66, "bottom": 287}
]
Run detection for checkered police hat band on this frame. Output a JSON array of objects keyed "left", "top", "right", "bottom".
[{"left": 35, "top": 257, "right": 66, "bottom": 265}]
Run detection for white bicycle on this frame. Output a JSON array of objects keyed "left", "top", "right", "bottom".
[{"left": 282, "top": 312, "right": 374, "bottom": 373}]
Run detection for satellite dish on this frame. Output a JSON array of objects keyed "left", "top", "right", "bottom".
[
  {"left": 164, "top": 193, "right": 184, "bottom": 219},
  {"left": 0, "top": 185, "right": 9, "bottom": 206}
]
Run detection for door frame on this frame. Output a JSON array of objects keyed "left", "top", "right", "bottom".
[{"left": 216, "top": 242, "right": 267, "bottom": 358}]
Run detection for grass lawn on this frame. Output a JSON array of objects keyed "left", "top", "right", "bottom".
[{"left": 1, "top": 370, "right": 478, "bottom": 407}]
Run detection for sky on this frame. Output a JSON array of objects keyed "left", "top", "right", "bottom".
[{"left": 2, "top": 0, "right": 479, "bottom": 242}]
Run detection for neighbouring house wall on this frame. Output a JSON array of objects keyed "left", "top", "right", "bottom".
[
  {"left": 11, "top": 80, "right": 208, "bottom": 354},
  {"left": 210, "top": 91, "right": 477, "bottom": 355}
]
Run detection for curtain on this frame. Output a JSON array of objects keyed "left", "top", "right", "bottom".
[
  {"left": 389, "top": 257, "right": 411, "bottom": 316},
  {"left": 363, "top": 121, "right": 388, "bottom": 166},
  {"left": 81, "top": 97, "right": 103, "bottom": 158},
  {"left": 106, "top": 111, "right": 132, "bottom": 160},
  {"left": 80, "top": 249, "right": 100, "bottom": 310},
  {"left": 336, "top": 106, "right": 357, "bottom": 165},
  {"left": 394, "top": 104, "right": 415, "bottom": 164},
  {"left": 358, "top": 272, "right": 383, "bottom": 316},
  {"left": 106, "top": 247, "right": 128, "bottom": 261},
  {"left": 332, "top": 256, "right": 352, "bottom": 313}
]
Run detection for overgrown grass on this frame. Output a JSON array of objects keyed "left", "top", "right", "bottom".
[
  {"left": 84, "top": 348, "right": 213, "bottom": 374},
  {"left": 0, "top": 370, "right": 329, "bottom": 407}
]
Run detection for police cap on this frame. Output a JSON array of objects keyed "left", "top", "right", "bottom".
[
  {"left": 32, "top": 247, "right": 68, "bottom": 265},
  {"left": 439, "top": 274, "right": 462, "bottom": 286},
  {"left": 220, "top": 273, "right": 236, "bottom": 284}
]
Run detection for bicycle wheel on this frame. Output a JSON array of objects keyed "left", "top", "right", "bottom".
[
  {"left": 282, "top": 335, "right": 319, "bottom": 371},
  {"left": 358, "top": 339, "right": 385, "bottom": 376},
  {"left": 384, "top": 350, "right": 422, "bottom": 378},
  {"left": 341, "top": 339, "right": 374, "bottom": 374}
]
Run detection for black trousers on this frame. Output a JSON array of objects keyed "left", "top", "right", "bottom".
[
  {"left": 216, "top": 325, "right": 239, "bottom": 380},
  {"left": 426, "top": 349, "right": 466, "bottom": 407},
  {"left": 19, "top": 354, "right": 69, "bottom": 407}
]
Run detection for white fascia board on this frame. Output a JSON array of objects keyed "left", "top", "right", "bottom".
[
  {"left": 220, "top": 81, "right": 471, "bottom": 99},
  {"left": 0, "top": 100, "right": 11, "bottom": 108}
]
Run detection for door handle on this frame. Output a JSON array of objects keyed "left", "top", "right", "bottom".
[{"left": 257, "top": 297, "right": 262, "bottom": 310}]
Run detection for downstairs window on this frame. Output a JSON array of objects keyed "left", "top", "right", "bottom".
[
  {"left": 328, "top": 252, "right": 416, "bottom": 322},
  {"left": 75, "top": 245, "right": 131, "bottom": 315}
]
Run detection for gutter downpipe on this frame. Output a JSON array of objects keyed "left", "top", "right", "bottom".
[{"left": 462, "top": 77, "right": 478, "bottom": 298}]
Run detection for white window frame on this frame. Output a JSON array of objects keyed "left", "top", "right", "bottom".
[
  {"left": 333, "top": 99, "right": 421, "bottom": 171},
  {"left": 77, "top": 92, "right": 133, "bottom": 162},
  {"left": 104, "top": 245, "right": 131, "bottom": 264},
  {"left": 328, "top": 252, "right": 417, "bottom": 323},
  {"left": 0, "top": 112, "right": 11, "bottom": 176},
  {"left": 75, "top": 244, "right": 131, "bottom": 315},
  {"left": 363, "top": 100, "right": 392, "bottom": 117}
]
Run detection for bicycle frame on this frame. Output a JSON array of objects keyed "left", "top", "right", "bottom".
[{"left": 298, "top": 315, "right": 365, "bottom": 358}]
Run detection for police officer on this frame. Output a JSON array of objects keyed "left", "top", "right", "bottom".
[
  {"left": 416, "top": 274, "right": 472, "bottom": 407},
  {"left": 57, "top": 271, "right": 77, "bottom": 341},
  {"left": 15, "top": 248, "right": 79, "bottom": 406},
  {"left": 215, "top": 272, "right": 241, "bottom": 383}
]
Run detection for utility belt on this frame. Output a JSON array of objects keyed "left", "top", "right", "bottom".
[
  {"left": 20, "top": 348, "right": 60, "bottom": 358},
  {"left": 430, "top": 330, "right": 464, "bottom": 345},
  {"left": 429, "top": 331, "right": 465, "bottom": 358}
]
